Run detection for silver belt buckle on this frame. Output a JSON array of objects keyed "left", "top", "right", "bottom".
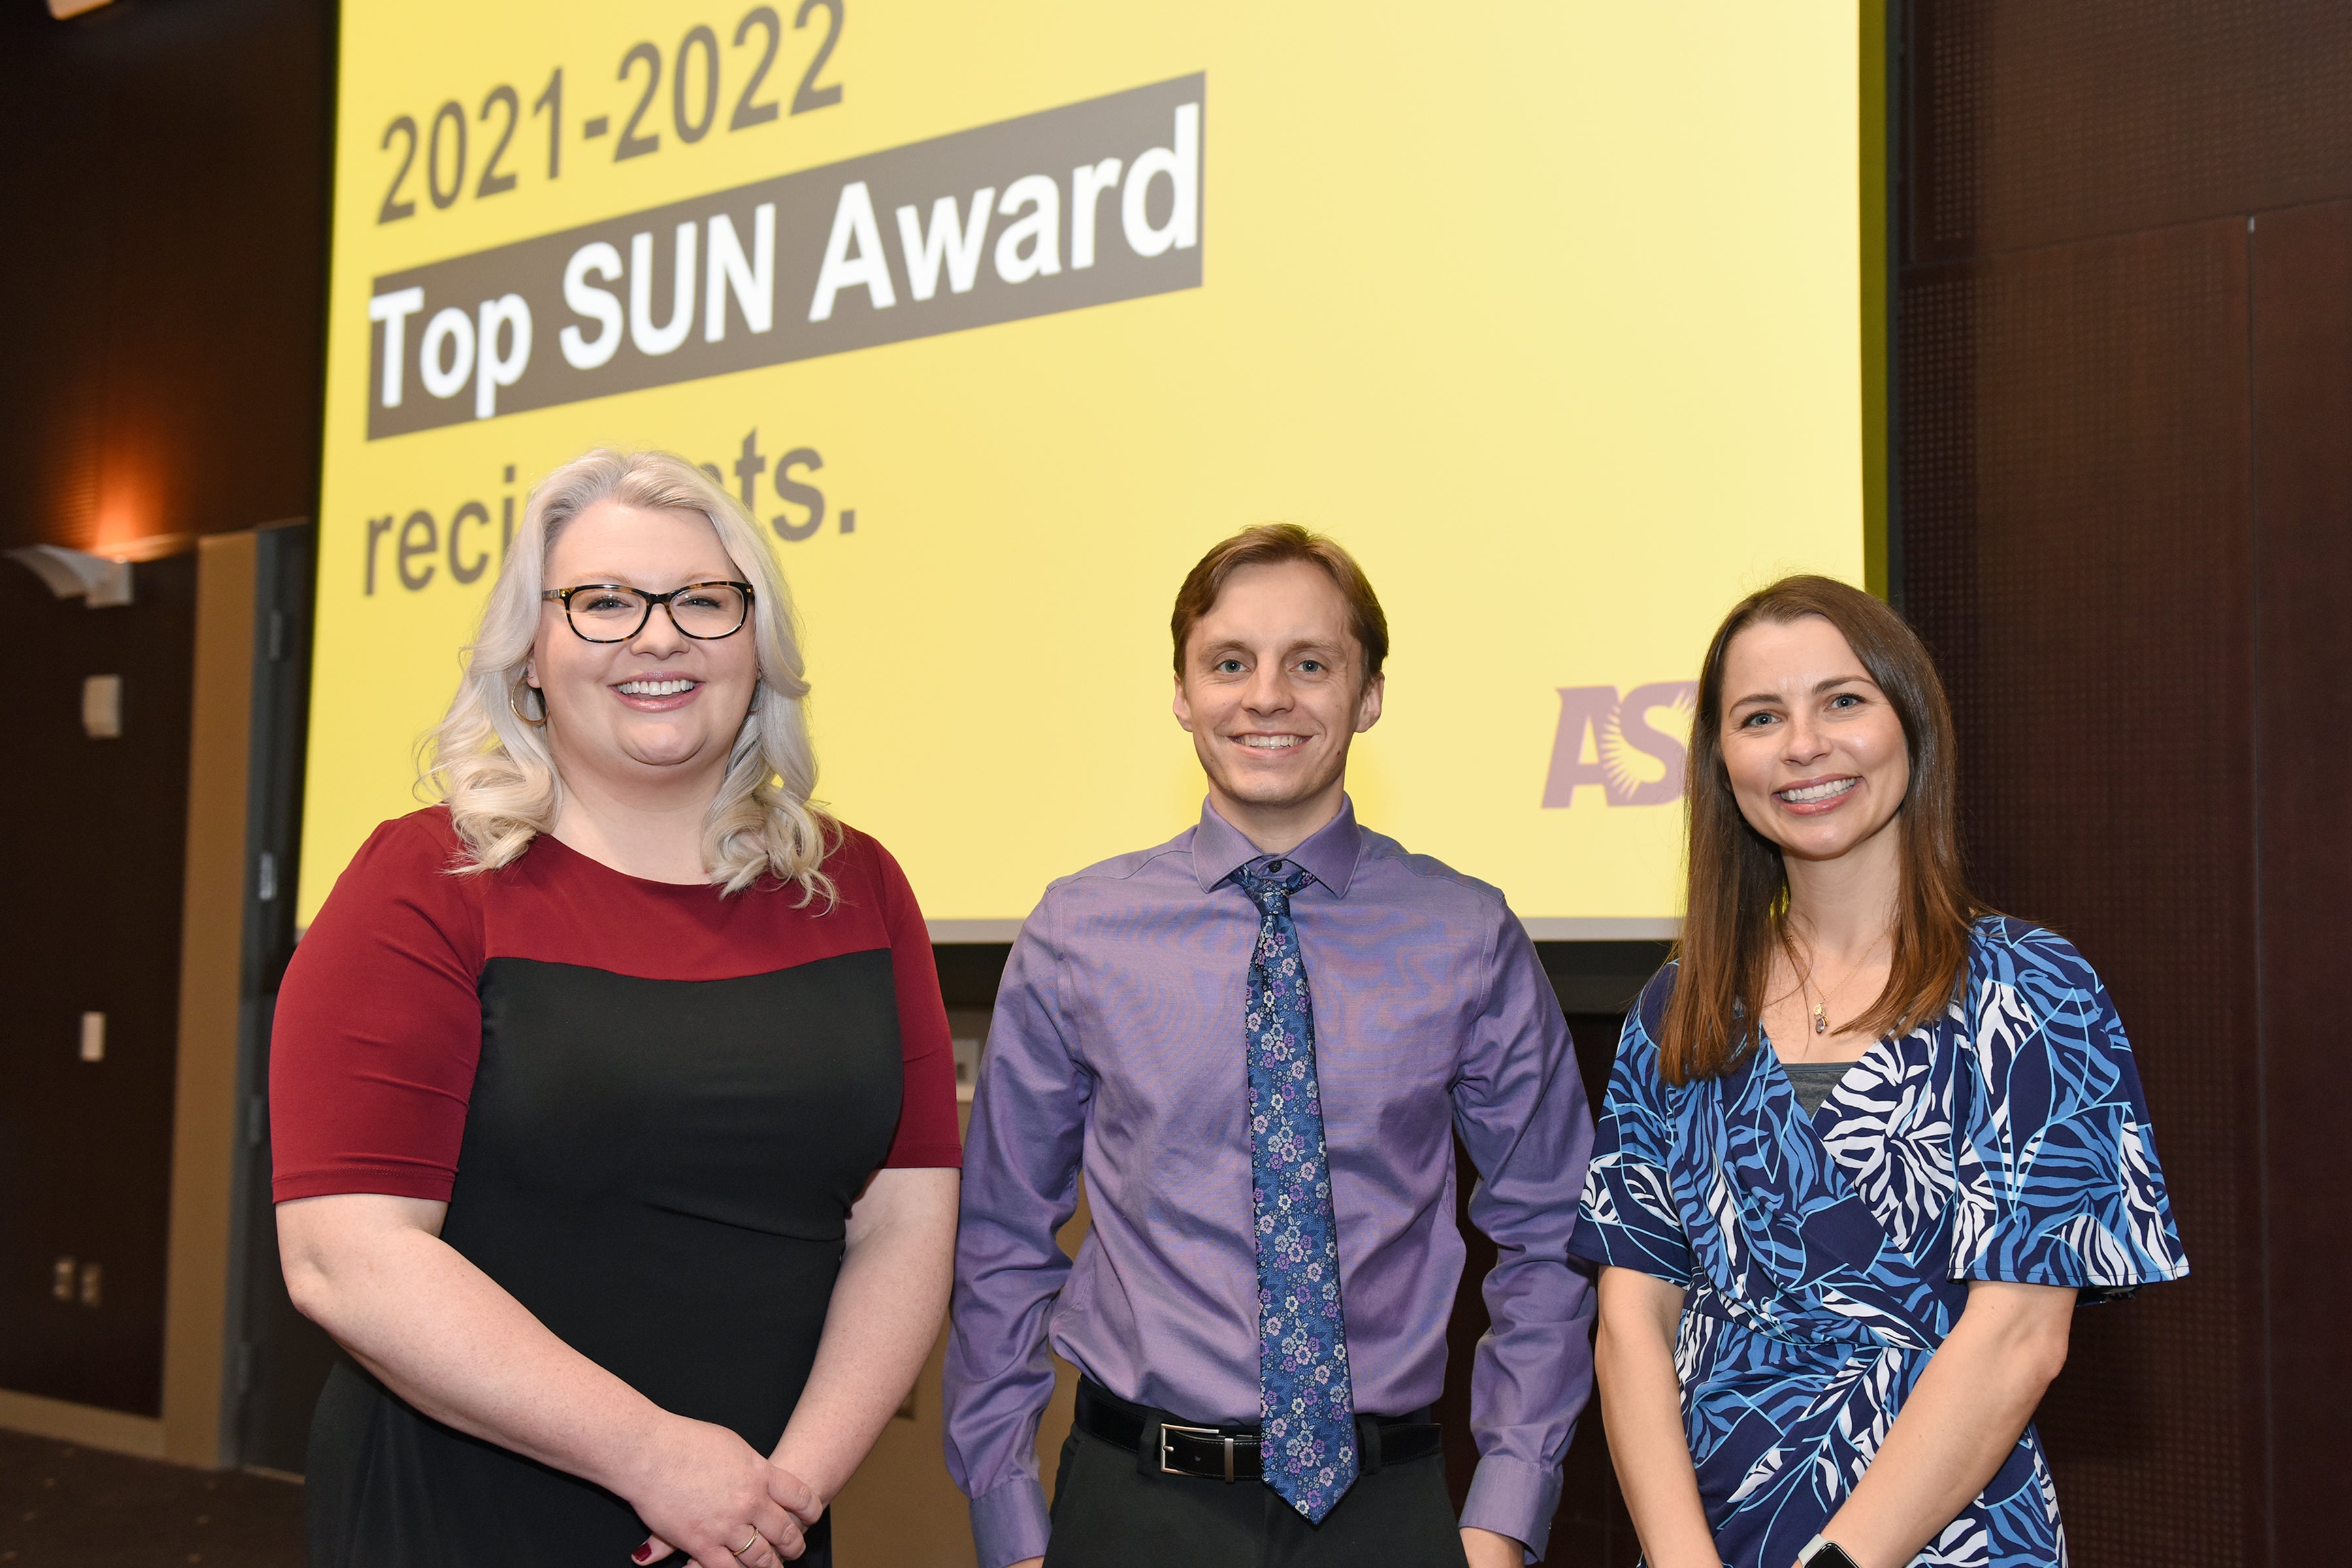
[{"left": 1158, "top": 1422, "right": 1239, "bottom": 1482}]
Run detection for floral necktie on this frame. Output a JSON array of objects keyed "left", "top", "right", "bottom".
[{"left": 1235, "top": 859, "right": 1357, "bottom": 1522}]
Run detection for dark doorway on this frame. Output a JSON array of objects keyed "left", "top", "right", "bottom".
[{"left": 222, "top": 523, "right": 339, "bottom": 1473}]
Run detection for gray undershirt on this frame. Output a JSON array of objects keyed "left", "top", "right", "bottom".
[{"left": 1781, "top": 1060, "right": 1859, "bottom": 1117}]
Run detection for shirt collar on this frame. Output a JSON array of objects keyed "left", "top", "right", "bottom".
[{"left": 1191, "top": 796, "right": 1364, "bottom": 898}]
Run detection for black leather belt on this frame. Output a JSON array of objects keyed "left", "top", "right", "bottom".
[{"left": 1074, "top": 1377, "right": 1442, "bottom": 1482}]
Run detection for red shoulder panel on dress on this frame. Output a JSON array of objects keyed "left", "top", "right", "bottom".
[{"left": 270, "top": 808, "right": 960, "bottom": 1203}]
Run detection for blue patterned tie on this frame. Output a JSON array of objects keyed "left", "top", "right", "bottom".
[{"left": 1236, "top": 860, "right": 1358, "bottom": 1522}]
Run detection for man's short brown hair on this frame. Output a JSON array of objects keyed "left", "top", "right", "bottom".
[{"left": 1169, "top": 524, "right": 1389, "bottom": 681}]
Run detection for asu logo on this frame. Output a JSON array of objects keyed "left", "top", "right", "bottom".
[{"left": 1541, "top": 683, "right": 1697, "bottom": 808}]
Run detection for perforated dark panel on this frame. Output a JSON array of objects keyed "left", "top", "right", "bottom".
[
  {"left": 1911, "top": 1, "right": 2352, "bottom": 260},
  {"left": 1901, "top": 223, "right": 2259, "bottom": 1567},
  {"left": 2246, "top": 202, "right": 2352, "bottom": 1565}
]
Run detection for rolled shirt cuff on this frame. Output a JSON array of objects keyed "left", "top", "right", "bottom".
[
  {"left": 1459, "top": 1454, "right": 1564, "bottom": 1563},
  {"left": 969, "top": 1474, "right": 1052, "bottom": 1568}
]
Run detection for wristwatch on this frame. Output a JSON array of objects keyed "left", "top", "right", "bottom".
[{"left": 1797, "top": 1539, "right": 1861, "bottom": 1568}]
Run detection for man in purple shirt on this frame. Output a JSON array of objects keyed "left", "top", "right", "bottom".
[{"left": 943, "top": 526, "right": 1595, "bottom": 1567}]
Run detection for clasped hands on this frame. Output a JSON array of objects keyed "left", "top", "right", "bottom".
[{"left": 621, "top": 1413, "right": 825, "bottom": 1568}]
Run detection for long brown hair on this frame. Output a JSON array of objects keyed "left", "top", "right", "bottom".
[{"left": 1659, "top": 575, "right": 1981, "bottom": 1085}]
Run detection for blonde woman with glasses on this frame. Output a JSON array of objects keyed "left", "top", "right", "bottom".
[{"left": 270, "top": 449, "right": 960, "bottom": 1568}]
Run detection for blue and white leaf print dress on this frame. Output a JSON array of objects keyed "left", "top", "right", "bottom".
[{"left": 1569, "top": 919, "right": 2187, "bottom": 1568}]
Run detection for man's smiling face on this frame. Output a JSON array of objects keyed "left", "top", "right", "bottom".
[{"left": 1172, "top": 559, "right": 1383, "bottom": 841}]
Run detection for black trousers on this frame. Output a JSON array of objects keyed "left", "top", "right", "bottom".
[{"left": 1042, "top": 1425, "right": 1471, "bottom": 1568}]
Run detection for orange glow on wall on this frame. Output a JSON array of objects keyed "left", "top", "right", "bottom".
[{"left": 88, "top": 460, "right": 171, "bottom": 561}]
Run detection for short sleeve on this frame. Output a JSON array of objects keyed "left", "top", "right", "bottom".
[
  {"left": 1949, "top": 923, "right": 2189, "bottom": 1294},
  {"left": 270, "top": 812, "right": 487, "bottom": 1203},
  {"left": 868, "top": 835, "right": 962, "bottom": 1169},
  {"left": 1566, "top": 968, "right": 1693, "bottom": 1286}
]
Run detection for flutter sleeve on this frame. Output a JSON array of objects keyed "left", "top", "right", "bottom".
[
  {"left": 1566, "top": 967, "right": 1693, "bottom": 1286},
  {"left": 1949, "top": 921, "right": 2190, "bottom": 1295}
]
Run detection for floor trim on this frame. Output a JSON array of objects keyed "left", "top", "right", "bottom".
[{"left": 0, "top": 1389, "right": 166, "bottom": 1460}]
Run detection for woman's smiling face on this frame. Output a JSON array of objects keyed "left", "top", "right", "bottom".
[
  {"left": 1718, "top": 613, "right": 1910, "bottom": 864},
  {"left": 526, "top": 499, "right": 760, "bottom": 791}
]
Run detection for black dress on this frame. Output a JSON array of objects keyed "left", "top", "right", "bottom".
[{"left": 271, "top": 811, "right": 960, "bottom": 1566}]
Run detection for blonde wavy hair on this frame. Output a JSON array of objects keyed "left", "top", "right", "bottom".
[{"left": 419, "top": 448, "right": 834, "bottom": 902}]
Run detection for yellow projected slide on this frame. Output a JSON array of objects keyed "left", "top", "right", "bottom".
[{"left": 303, "top": 1, "right": 1865, "bottom": 934}]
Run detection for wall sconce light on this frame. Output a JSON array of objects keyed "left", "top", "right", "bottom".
[
  {"left": 7, "top": 545, "right": 134, "bottom": 607},
  {"left": 48, "top": 0, "right": 116, "bottom": 18}
]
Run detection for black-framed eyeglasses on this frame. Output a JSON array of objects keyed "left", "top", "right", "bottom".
[{"left": 540, "top": 581, "right": 755, "bottom": 643}]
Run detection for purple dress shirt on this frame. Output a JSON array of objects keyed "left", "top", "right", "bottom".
[{"left": 943, "top": 799, "right": 1597, "bottom": 1566}]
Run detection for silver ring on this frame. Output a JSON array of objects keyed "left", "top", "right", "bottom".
[{"left": 732, "top": 1527, "right": 761, "bottom": 1558}]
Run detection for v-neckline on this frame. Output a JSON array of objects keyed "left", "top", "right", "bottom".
[{"left": 1760, "top": 1032, "right": 1882, "bottom": 1132}]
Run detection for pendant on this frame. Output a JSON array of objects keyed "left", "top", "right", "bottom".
[{"left": 1813, "top": 1003, "right": 1827, "bottom": 1035}]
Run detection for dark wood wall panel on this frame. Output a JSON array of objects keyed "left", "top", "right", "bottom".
[
  {"left": 0, "top": 556, "right": 198, "bottom": 1413},
  {"left": 0, "top": 0, "right": 333, "bottom": 554},
  {"left": 2246, "top": 201, "right": 2352, "bottom": 1564},
  {"left": 1911, "top": 1, "right": 2352, "bottom": 262},
  {"left": 1900, "top": 222, "right": 2258, "bottom": 1566},
  {"left": 1903, "top": 5, "right": 2352, "bottom": 1558},
  {"left": 0, "top": 0, "right": 333, "bottom": 1438}
]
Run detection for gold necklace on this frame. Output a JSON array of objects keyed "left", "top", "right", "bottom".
[
  {"left": 1791, "top": 940, "right": 1872, "bottom": 1039},
  {"left": 1799, "top": 966, "right": 1831, "bottom": 1034}
]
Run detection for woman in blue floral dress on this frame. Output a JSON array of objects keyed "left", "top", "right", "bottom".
[{"left": 1571, "top": 577, "right": 2186, "bottom": 1568}]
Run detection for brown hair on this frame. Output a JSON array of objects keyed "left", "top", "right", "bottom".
[
  {"left": 1659, "top": 574, "right": 1982, "bottom": 1085},
  {"left": 1170, "top": 524, "right": 1390, "bottom": 683}
]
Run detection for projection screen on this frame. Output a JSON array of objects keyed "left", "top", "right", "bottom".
[{"left": 301, "top": 2, "right": 1868, "bottom": 936}]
